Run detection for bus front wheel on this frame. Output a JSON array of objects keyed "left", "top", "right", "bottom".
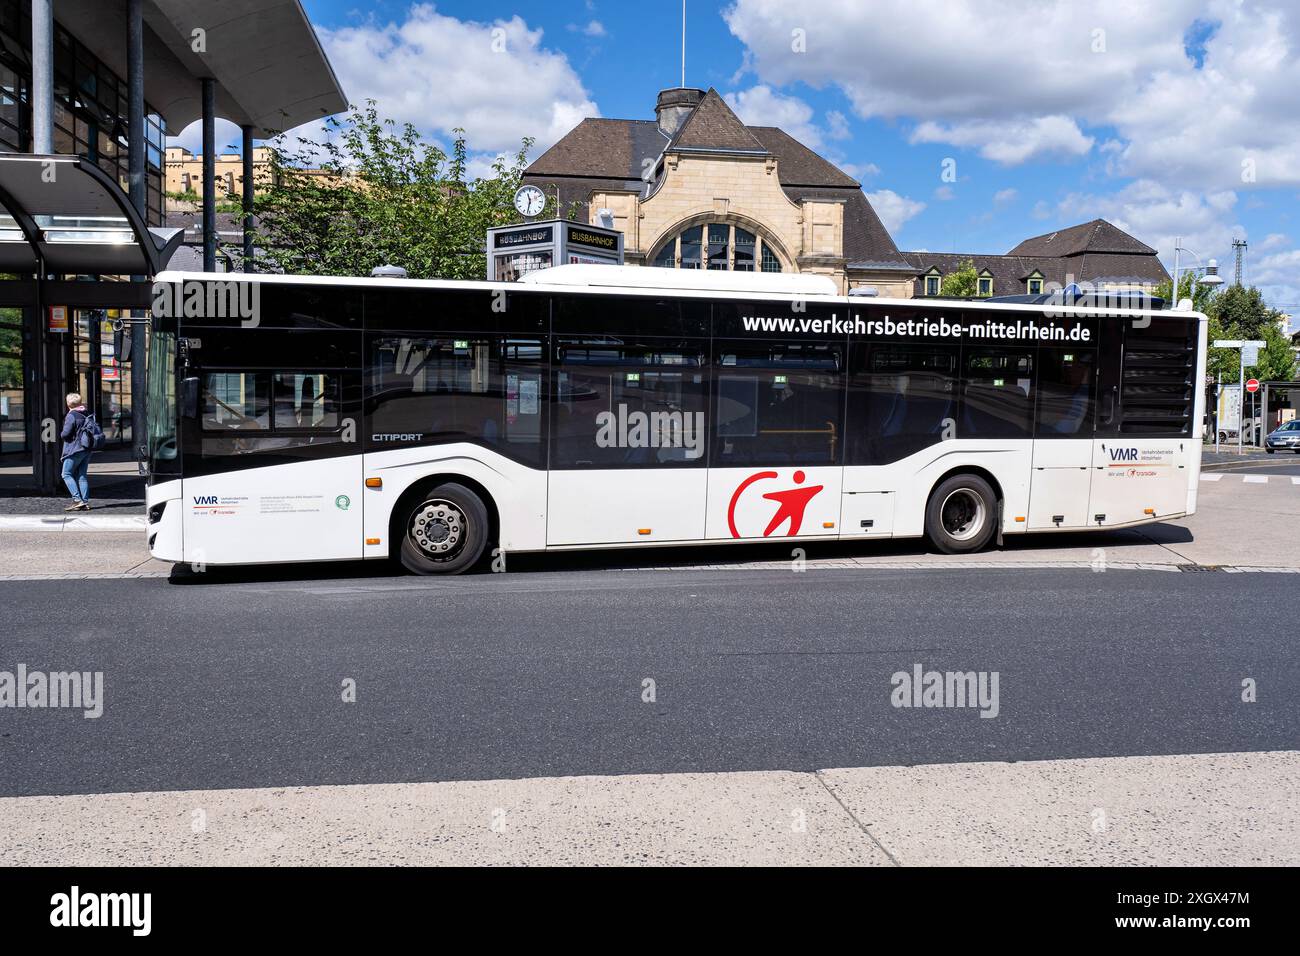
[
  {"left": 399, "top": 482, "right": 490, "bottom": 575},
  {"left": 925, "top": 475, "right": 998, "bottom": 554}
]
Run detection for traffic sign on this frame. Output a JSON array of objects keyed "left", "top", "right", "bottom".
[{"left": 1245, "top": 379, "right": 1260, "bottom": 393}]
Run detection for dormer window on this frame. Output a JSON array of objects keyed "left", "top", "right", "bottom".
[
  {"left": 1026, "top": 271, "right": 1044, "bottom": 295},
  {"left": 924, "top": 268, "right": 941, "bottom": 296},
  {"left": 978, "top": 270, "right": 994, "bottom": 297}
]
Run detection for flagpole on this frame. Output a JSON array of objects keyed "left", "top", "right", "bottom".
[{"left": 681, "top": 0, "right": 686, "bottom": 88}]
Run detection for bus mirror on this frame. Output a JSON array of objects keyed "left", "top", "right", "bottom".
[
  {"left": 180, "top": 376, "right": 200, "bottom": 418},
  {"left": 113, "top": 324, "right": 131, "bottom": 362}
]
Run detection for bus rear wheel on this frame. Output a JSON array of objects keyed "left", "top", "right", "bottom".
[
  {"left": 399, "top": 483, "right": 490, "bottom": 575},
  {"left": 925, "top": 474, "right": 998, "bottom": 554}
]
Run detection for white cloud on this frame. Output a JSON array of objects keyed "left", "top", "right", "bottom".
[
  {"left": 724, "top": 85, "right": 827, "bottom": 151},
  {"left": 934, "top": 185, "right": 955, "bottom": 201},
  {"left": 1252, "top": 248, "right": 1300, "bottom": 286},
  {"left": 865, "top": 189, "right": 925, "bottom": 234},
  {"left": 568, "top": 20, "right": 606, "bottom": 38},
  {"left": 993, "top": 188, "right": 1018, "bottom": 206},
  {"left": 253, "top": 4, "right": 601, "bottom": 173},
  {"left": 723, "top": 0, "right": 1300, "bottom": 187},
  {"left": 825, "top": 110, "right": 851, "bottom": 141},
  {"left": 167, "top": 118, "right": 244, "bottom": 157},
  {"left": 1257, "top": 233, "right": 1290, "bottom": 252},
  {"left": 911, "top": 116, "right": 1094, "bottom": 165}
]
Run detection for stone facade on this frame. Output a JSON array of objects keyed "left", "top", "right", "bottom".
[
  {"left": 523, "top": 88, "right": 916, "bottom": 296},
  {"left": 523, "top": 88, "right": 1165, "bottom": 299}
]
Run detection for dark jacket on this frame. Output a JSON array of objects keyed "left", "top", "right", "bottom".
[{"left": 60, "top": 407, "right": 88, "bottom": 460}]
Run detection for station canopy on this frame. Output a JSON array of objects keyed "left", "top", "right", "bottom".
[{"left": 0, "top": 154, "right": 183, "bottom": 276}]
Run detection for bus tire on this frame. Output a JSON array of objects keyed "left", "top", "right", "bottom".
[
  {"left": 925, "top": 474, "right": 998, "bottom": 554},
  {"left": 398, "top": 483, "right": 490, "bottom": 575}
]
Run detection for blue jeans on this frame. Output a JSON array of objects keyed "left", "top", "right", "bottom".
[{"left": 61, "top": 450, "right": 90, "bottom": 502}]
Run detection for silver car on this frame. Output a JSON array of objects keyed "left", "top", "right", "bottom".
[{"left": 1265, "top": 420, "right": 1300, "bottom": 453}]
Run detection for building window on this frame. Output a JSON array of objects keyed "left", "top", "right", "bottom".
[
  {"left": 924, "top": 274, "right": 941, "bottom": 296},
  {"left": 978, "top": 272, "right": 994, "bottom": 297},
  {"left": 650, "top": 222, "right": 783, "bottom": 273},
  {"left": 679, "top": 225, "right": 703, "bottom": 269},
  {"left": 734, "top": 228, "right": 756, "bottom": 271},
  {"left": 1027, "top": 276, "right": 1044, "bottom": 295}
]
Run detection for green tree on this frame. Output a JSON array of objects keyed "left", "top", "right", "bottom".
[
  {"left": 1197, "top": 283, "right": 1295, "bottom": 383},
  {"left": 250, "top": 101, "right": 548, "bottom": 279},
  {"left": 1209, "top": 284, "right": 1280, "bottom": 341},
  {"left": 938, "top": 259, "right": 979, "bottom": 297},
  {"left": 1152, "top": 271, "right": 1218, "bottom": 315},
  {"left": 1249, "top": 321, "right": 1297, "bottom": 382}
]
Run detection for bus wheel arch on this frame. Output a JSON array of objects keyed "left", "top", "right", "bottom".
[
  {"left": 389, "top": 474, "right": 500, "bottom": 574},
  {"left": 924, "top": 467, "right": 1003, "bottom": 554}
]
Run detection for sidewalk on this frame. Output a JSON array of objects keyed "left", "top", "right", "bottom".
[
  {"left": 0, "top": 446, "right": 145, "bottom": 514},
  {"left": 3, "top": 751, "right": 1295, "bottom": 865}
]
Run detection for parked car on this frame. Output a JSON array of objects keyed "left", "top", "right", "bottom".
[{"left": 1265, "top": 420, "right": 1300, "bottom": 453}]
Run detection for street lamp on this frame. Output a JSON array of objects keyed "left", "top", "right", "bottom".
[{"left": 1171, "top": 237, "right": 1225, "bottom": 308}]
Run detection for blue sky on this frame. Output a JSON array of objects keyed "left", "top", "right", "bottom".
[{"left": 175, "top": 1, "right": 1300, "bottom": 320}]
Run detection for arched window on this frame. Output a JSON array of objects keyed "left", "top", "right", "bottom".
[{"left": 650, "top": 223, "right": 783, "bottom": 272}]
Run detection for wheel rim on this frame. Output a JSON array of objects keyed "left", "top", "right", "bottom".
[
  {"left": 408, "top": 498, "right": 468, "bottom": 561},
  {"left": 940, "top": 489, "right": 986, "bottom": 541}
]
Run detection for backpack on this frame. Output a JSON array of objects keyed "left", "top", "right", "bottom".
[{"left": 77, "top": 413, "right": 106, "bottom": 452}]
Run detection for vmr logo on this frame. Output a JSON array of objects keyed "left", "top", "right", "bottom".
[
  {"left": 193, "top": 495, "right": 218, "bottom": 505},
  {"left": 1109, "top": 447, "right": 1140, "bottom": 461},
  {"left": 727, "top": 470, "right": 825, "bottom": 538}
]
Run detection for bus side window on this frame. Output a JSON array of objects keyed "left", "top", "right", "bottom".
[
  {"left": 712, "top": 341, "right": 843, "bottom": 466},
  {"left": 551, "top": 338, "right": 708, "bottom": 469},
  {"left": 961, "top": 346, "right": 1035, "bottom": 439},
  {"left": 846, "top": 343, "right": 957, "bottom": 465},
  {"left": 367, "top": 335, "right": 545, "bottom": 467},
  {"left": 1036, "top": 349, "right": 1096, "bottom": 436}
]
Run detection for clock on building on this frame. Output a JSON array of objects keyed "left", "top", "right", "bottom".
[{"left": 514, "top": 185, "right": 546, "bottom": 218}]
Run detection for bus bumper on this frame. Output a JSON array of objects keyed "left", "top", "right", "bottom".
[{"left": 146, "top": 479, "right": 183, "bottom": 562}]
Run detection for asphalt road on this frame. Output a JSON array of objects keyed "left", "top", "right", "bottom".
[{"left": 2, "top": 565, "right": 1294, "bottom": 797}]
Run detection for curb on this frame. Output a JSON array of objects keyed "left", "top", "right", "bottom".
[{"left": 0, "top": 514, "right": 146, "bottom": 531}]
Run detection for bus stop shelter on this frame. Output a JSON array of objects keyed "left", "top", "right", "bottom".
[{"left": 0, "top": 154, "right": 182, "bottom": 492}]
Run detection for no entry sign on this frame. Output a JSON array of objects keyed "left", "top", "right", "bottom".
[{"left": 1245, "top": 379, "right": 1260, "bottom": 393}]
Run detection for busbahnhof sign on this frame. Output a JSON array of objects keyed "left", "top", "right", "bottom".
[{"left": 487, "top": 219, "right": 623, "bottom": 281}]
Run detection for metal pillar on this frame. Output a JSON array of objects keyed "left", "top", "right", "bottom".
[
  {"left": 31, "top": 2, "right": 54, "bottom": 488},
  {"left": 127, "top": 0, "right": 147, "bottom": 461},
  {"left": 31, "top": 0, "right": 53, "bottom": 153},
  {"left": 241, "top": 124, "right": 255, "bottom": 272},
  {"left": 201, "top": 78, "right": 216, "bottom": 272}
]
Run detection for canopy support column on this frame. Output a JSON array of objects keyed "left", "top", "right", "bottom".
[
  {"left": 202, "top": 78, "right": 216, "bottom": 272},
  {"left": 31, "top": 0, "right": 53, "bottom": 153},
  {"left": 242, "top": 124, "right": 255, "bottom": 272}
]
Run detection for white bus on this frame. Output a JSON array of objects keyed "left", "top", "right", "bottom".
[{"left": 143, "top": 266, "right": 1208, "bottom": 574}]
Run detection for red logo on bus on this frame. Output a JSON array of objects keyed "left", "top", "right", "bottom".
[{"left": 727, "top": 470, "right": 825, "bottom": 538}]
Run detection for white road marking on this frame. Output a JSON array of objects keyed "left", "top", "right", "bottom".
[
  {"left": 1243, "top": 475, "right": 1269, "bottom": 484},
  {"left": 1199, "top": 473, "right": 1223, "bottom": 481}
]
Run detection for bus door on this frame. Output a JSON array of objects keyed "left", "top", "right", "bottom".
[
  {"left": 178, "top": 317, "right": 365, "bottom": 564},
  {"left": 1087, "top": 316, "right": 1197, "bottom": 525},
  {"left": 546, "top": 335, "right": 709, "bottom": 546},
  {"left": 704, "top": 339, "right": 844, "bottom": 541},
  {"left": 1028, "top": 347, "right": 1096, "bottom": 529}
]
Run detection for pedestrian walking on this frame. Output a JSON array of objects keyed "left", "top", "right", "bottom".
[{"left": 59, "top": 392, "right": 105, "bottom": 511}]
